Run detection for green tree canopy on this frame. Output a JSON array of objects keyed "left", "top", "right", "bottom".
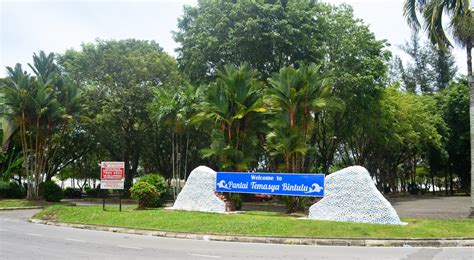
[
  {"left": 175, "top": 0, "right": 387, "bottom": 83},
  {"left": 192, "top": 63, "right": 265, "bottom": 171},
  {"left": 2, "top": 51, "right": 80, "bottom": 199},
  {"left": 60, "top": 39, "right": 183, "bottom": 190}
]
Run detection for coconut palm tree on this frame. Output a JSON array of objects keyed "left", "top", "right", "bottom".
[
  {"left": 403, "top": 0, "right": 473, "bottom": 216},
  {"left": 404, "top": 0, "right": 473, "bottom": 76}
]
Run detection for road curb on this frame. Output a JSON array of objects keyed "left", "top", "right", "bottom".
[{"left": 29, "top": 218, "right": 474, "bottom": 247}]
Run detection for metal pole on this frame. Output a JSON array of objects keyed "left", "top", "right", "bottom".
[
  {"left": 119, "top": 190, "right": 122, "bottom": 212},
  {"left": 102, "top": 196, "right": 105, "bottom": 211}
]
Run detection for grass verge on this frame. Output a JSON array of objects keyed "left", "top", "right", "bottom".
[
  {"left": 0, "top": 199, "right": 66, "bottom": 208},
  {"left": 33, "top": 205, "right": 474, "bottom": 239}
]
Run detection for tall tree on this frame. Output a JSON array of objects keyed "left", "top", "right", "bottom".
[
  {"left": 313, "top": 4, "right": 388, "bottom": 174},
  {"left": 367, "top": 87, "right": 444, "bottom": 193},
  {"left": 3, "top": 51, "right": 79, "bottom": 199},
  {"left": 439, "top": 78, "right": 470, "bottom": 192},
  {"left": 148, "top": 84, "right": 208, "bottom": 197},
  {"left": 265, "top": 63, "right": 342, "bottom": 212},
  {"left": 60, "top": 39, "right": 182, "bottom": 190},
  {"left": 175, "top": 0, "right": 335, "bottom": 83},
  {"left": 390, "top": 30, "right": 457, "bottom": 93},
  {"left": 175, "top": 0, "right": 388, "bottom": 176},
  {"left": 192, "top": 63, "right": 265, "bottom": 171},
  {"left": 431, "top": 48, "right": 458, "bottom": 91},
  {"left": 403, "top": 0, "right": 473, "bottom": 215}
]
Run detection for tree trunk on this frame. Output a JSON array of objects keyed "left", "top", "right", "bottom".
[
  {"left": 171, "top": 133, "right": 176, "bottom": 200},
  {"left": 124, "top": 155, "right": 132, "bottom": 191},
  {"left": 467, "top": 43, "right": 472, "bottom": 77},
  {"left": 184, "top": 129, "right": 189, "bottom": 181},
  {"left": 431, "top": 171, "right": 436, "bottom": 195},
  {"left": 445, "top": 171, "right": 448, "bottom": 196},
  {"left": 450, "top": 168, "right": 453, "bottom": 195},
  {"left": 469, "top": 74, "right": 474, "bottom": 217}
]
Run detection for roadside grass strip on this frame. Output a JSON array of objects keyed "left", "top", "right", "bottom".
[
  {"left": 0, "top": 199, "right": 67, "bottom": 209},
  {"left": 34, "top": 205, "right": 474, "bottom": 239}
]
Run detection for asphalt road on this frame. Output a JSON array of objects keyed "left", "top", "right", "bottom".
[{"left": 0, "top": 209, "right": 473, "bottom": 260}]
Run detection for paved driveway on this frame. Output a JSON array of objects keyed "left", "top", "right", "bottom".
[
  {"left": 242, "top": 195, "right": 472, "bottom": 218},
  {"left": 388, "top": 196, "right": 471, "bottom": 219}
]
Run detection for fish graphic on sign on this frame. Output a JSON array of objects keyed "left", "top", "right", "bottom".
[
  {"left": 305, "top": 183, "right": 323, "bottom": 194},
  {"left": 216, "top": 180, "right": 231, "bottom": 190}
]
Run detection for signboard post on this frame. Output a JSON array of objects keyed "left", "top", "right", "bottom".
[
  {"left": 100, "top": 162, "right": 125, "bottom": 211},
  {"left": 216, "top": 172, "right": 325, "bottom": 197}
]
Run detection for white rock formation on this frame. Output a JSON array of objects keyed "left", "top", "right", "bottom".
[
  {"left": 308, "top": 166, "right": 404, "bottom": 225},
  {"left": 172, "top": 166, "right": 226, "bottom": 213}
]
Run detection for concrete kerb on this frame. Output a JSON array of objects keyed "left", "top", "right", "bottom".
[{"left": 29, "top": 218, "right": 474, "bottom": 247}]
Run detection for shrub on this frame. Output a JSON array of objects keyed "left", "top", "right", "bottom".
[
  {"left": 280, "top": 196, "right": 307, "bottom": 213},
  {"left": 39, "top": 181, "right": 63, "bottom": 202},
  {"left": 85, "top": 186, "right": 109, "bottom": 198},
  {"left": 0, "top": 181, "right": 26, "bottom": 199},
  {"left": 130, "top": 182, "right": 159, "bottom": 209},
  {"left": 63, "top": 187, "right": 82, "bottom": 198},
  {"left": 230, "top": 193, "right": 242, "bottom": 210},
  {"left": 408, "top": 183, "right": 420, "bottom": 195},
  {"left": 137, "top": 174, "right": 171, "bottom": 207},
  {"left": 0, "top": 181, "right": 8, "bottom": 198}
]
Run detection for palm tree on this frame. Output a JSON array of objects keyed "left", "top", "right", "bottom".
[
  {"left": 265, "top": 63, "right": 342, "bottom": 173},
  {"left": 3, "top": 64, "right": 35, "bottom": 197},
  {"left": 151, "top": 84, "right": 199, "bottom": 198},
  {"left": 265, "top": 63, "right": 342, "bottom": 212},
  {"left": 403, "top": 0, "right": 473, "bottom": 216},
  {"left": 404, "top": 0, "right": 472, "bottom": 75},
  {"left": 193, "top": 63, "right": 265, "bottom": 171},
  {"left": 28, "top": 51, "right": 58, "bottom": 85},
  {"left": 3, "top": 51, "right": 77, "bottom": 199}
]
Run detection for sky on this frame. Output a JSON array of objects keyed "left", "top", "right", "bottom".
[{"left": 0, "top": 0, "right": 469, "bottom": 77}]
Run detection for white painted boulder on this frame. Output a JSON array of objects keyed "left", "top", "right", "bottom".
[
  {"left": 172, "top": 166, "right": 226, "bottom": 213},
  {"left": 308, "top": 166, "right": 404, "bottom": 225}
]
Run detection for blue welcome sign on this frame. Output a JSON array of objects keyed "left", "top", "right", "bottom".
[{"left": 215, "top": 172, "right": 325, "bottom": 197}]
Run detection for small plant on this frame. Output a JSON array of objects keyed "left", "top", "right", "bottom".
[
  {"left": 280, "top": 196, "right": 307, "bottom": 213},
  {"left": 39, "top": 181, "right": 63, "bottom": 202},
  {"left": 136, "top": 174, "right": 171, "bottom": 207},
  {"left": 230, "top": 193, "right": 242, "bottom": 210},
  {"left": 130, "top": 182, "right": 160, "bottom": 209},
  {"left": 63, "top": 187, "right": 82, "bottom": 198}
]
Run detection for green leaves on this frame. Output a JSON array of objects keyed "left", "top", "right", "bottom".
[
  {"left": 265, "top": 63, "right": 341, "bottom": 172},
  {"left": 60, "top": 39, "right": 183, "bottom": 189},
  {"left": 2, "top": 50, "right": 82, "bottom": 199},
  {"left": 175, "top": 0, "right": 327, "bottom": 82},
  {"left": 403, "top": 0, "right": 472, "bottom": 57},
  {"left": 193, "top": 63, "right": 265, "bottom": 170}
]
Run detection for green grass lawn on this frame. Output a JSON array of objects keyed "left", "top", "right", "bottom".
[
  {"left": 0, "top": 199, "right": 66, "bottom": 208},
  {"left": 34, "top": 205, "right": 474, "bottom": 239}
]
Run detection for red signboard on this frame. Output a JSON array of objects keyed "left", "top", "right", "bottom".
[{"left": 100, "top": 162, "right": 125, "bottom": 189}]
